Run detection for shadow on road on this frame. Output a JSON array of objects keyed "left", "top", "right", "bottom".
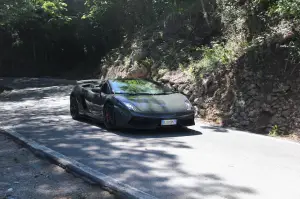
[
  {"left": 0, "top": 78, "right": 257, "bottom": 199},
  {"left": 199, "top": 125, "right": 229, "bottom": 133},
  {"left": 76, "top": 117, "right": 203, "bottom": 139},
  {"left": 0, "top": 77, "right": 76, "bottom": 89}
]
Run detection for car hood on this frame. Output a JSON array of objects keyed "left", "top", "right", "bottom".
[{"left": 114, "top": 93, "right": 191, "bottom": 114}]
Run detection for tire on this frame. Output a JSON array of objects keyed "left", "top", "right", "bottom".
[
  {"left": 103, "top": 103, "right": 116, "bottom": 130},
  {"left": 70, "top": 95, "right": 80, "bottom": 120}
]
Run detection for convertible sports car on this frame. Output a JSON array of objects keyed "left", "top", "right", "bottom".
[{"left": 70, "top": 78, "right": 195, "bottom": 130}]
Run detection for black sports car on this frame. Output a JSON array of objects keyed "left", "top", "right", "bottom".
[{"left": 70, "top": 78, "right": 195, "bottom": 130}]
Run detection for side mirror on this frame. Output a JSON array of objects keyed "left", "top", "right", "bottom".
[{"left": 92, "top": 88, "right": 101, "bottom": 93}]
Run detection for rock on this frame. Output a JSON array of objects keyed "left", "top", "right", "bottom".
[
  {"left": 193, "top": 98, "right": 203, "bottom": 105},
  {"left": 246, "top": 98, "right": 253, "bottom": 106},
  {"left": 240, "top": 120, "right": 250, "bottom": 126},
  {"left": 253, "top": 100, "right": 261, "bottom": 108},
  {"left": 248, "top": 110, "right": 257, "bottom": 117},
  {"left": 279, "top": 126, "right": 287, "bottom": 132},
  {"left": 201, "top": 103, "right": 208, "bottom": 109},
  {"left": 160, "top": 70, "right": 190, "bottom": 84},
  {"left": 158, "top": 68, "right": 168, "bottom": 76},
  {"left": 248, "top": 89, "right": 257, "bottom": 96},
  {"left": 282, "top": 110, "right": 290, "bottom": 118},
  {"left": 189, "top": 94, "right": 195, "bottom": 102},
  {"left": 193, "top": 98, "right": 199, "bottom": 104},
  {"left": 206, "top": 82, "right": 218, "bottom": 95},
  {"left": 261, "top": 103, "right": 272, "bottom": 113},
  {"left": 199, "top": 109, "right": 206, "bottom": 117},
  {"left": 172, "top": 84, "right": 178, "bottom": 90},
  {"left": 271, "top": 116, "right": 284, "bottom": 124},
  {"left": 177, "top": 84, "right": 186, "bottom": 92},
  {"left": 221, "top": 88, "right": 235, "bottom": 102},
  {"left": 266, "top": 95, "right": 272, "bottom": 102},
  {"left": 151, "top": 62, "right": 159, "bottom": 70},
  {"left": 131, "top": 49, "right": 148, "bottom": 62},
  {"left": 153, "top": 76, "right": 159, "bottom": 81},
  {"left": 6, "top": 188, "right": 13, "bottom": 193},
  {"left": 105, "top": 65, "right": 127, "bottom": 79},
  {"left": 194, "top": 106, "right": 199, "bottom": 117},
  {"left": 127, "top": 64, "right": 148, "bottom": 78},
  {"left": 248, "top": 84, "right": 256, "bottom": 90},
  {"left": 165, "top": 83, "right": 172, "bottom": 89},
  {"left": 183, "top": 89, "right": 191, "bottom": 96},
  {"left": 160, "top": 78, "right": 169, "bottom": 83},
  {"left": 194, "top": 86, "right": 204, "bottom": 96},
  {"left": 282, "top": 105, "right": 289, "bottom": 110},
  {"left": 282, "top": 85, "right": 290, "bottom": 91},
  {"left": 249, "top": 117, "right": 256, "bottom": 122},
  {"left": 272, "top": 103, "right": 280, "bottom": 109},
  {"left": 240, "top": 112, "right": 247, "bottom": 119},
  {"left": 273, "top": 85, "right": 290, "bottom": 93}
]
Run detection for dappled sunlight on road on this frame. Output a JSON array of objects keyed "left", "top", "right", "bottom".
[{"left": 6, "top": 78, "right": 298, "bottom": 199}]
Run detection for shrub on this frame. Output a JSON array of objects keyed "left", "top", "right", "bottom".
[
  {"left": 269, "top": 0, "right": 300, "bottom": 19},
  {"left": 269, "top": 125, "right": 280, "bottom": 136},
  {"left": 188, "top": 40, "right": 242, "bottom": 77}
]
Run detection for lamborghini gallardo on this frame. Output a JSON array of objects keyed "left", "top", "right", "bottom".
[{"left": 70, "top": 78, "right": 195, "bottom": 130}]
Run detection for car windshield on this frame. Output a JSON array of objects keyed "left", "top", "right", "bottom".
[{"left": 110, "top": 79, "right": 173, "bottom": 95}]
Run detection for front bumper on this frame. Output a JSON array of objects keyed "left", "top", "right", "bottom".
[{"left": 114, "top": 106, "right": 195, "bottom": 129}]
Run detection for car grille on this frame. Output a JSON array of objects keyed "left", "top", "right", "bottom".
[
  {"left": 128, "top": 117, "right": 160, "bottom": 127},
  {"left": 128, "top": 115, "right": 195, "bottom": 127},
  {"left": 178, "top": 118, "right": 195, "bottom": 126}
]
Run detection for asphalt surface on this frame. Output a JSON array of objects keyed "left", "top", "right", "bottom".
[{"left": 1, "top": 77, "right": 300, "bottom": 199}]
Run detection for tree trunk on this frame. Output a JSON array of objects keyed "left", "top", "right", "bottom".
[
  {"left": 33, "top": 39, "right": 36, "bottom": 62},
  {"left": 45, "top": 51, "right": 48, "bottom": 62}
]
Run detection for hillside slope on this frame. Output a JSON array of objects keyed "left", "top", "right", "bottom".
[{"left": 98, "top": 0, "right": 300, "bottom": 136}]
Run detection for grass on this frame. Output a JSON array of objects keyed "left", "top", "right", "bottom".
[{"left": 269, "top": 125, "right": 280, "bottom": 137}]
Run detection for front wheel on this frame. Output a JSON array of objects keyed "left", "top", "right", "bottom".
[{"left": 103, "top": 103, "right": 116, "bottom": 130}]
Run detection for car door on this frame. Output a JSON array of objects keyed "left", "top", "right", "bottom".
[
  {"left": 91, "top": 82, "right": 111, "bottom": 120},
  {"left": 82, "top": 87, "right": 95, "bottom": 117}
]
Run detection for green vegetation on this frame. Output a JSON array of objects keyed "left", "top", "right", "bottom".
[
  {"left": 188, "top": 41, "right": 242, "bottom": 77},
  {"left": 269, "top": 125, "right": 280, "bottom": 136},
  {"left": 269, "top": 0, "right": 300, "bottom": 19},
  {"left": 0, "top": 0, "right": 299, "bottom": 77}
]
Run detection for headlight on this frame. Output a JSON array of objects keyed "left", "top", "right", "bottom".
[
  {"left": 185, "top": 100, "right": 193, "bottom": 111},
  {"left": 123, "top": 102, "right": 137, "bottom": 111}
]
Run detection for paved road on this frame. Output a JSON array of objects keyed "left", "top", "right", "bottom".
[{"left": 1, "top": 78, "right": 300, "bottom": 199}]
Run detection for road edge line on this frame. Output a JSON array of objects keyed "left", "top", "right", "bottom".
[{"left": 0, "top": 128, "right": 158, "bottom": 199}]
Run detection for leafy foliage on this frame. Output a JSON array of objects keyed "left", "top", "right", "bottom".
[
  {"left": 81, "top": 0, "right": 198, "bottom": 37},
  {"left": 269, "top": 0, "right": 300, "bottom": 19},
  {"left": 269, "top": 125, "right": 280, "bottom": 136},
  {"left": 0, "top": 0, "right": 71, "bottom": 28},
  {"left": 0, "top": 0, "right": 36, "bottom": 27},
  {"left": 188, "top": 40, "right": 243, "bottom": 77},
  {"left": 0, "top": 0, "right": 299, "bottom": 77}
]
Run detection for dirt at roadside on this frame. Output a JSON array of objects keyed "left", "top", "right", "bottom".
[{"left": 0, "top": 134, "right": 116, "bottom": 199}]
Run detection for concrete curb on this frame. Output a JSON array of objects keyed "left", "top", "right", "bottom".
[{"left": 0, "top": 128, "right": 158, "bottom": 199}]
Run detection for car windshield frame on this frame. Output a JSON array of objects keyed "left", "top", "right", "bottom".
[{"left": 109, "top": 79, "right": 173, "bottom": 95}]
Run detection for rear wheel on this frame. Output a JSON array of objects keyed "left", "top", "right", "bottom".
[
  {"left": 70, "top": 95, "right": 80, "bottom": 119},
  {"left": 103, "top": 103, "right": 116, "bottom": 130}
]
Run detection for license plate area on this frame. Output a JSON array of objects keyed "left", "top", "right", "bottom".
[{"left": 161, "top": 119, "right": 177, "bottom": 126}]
